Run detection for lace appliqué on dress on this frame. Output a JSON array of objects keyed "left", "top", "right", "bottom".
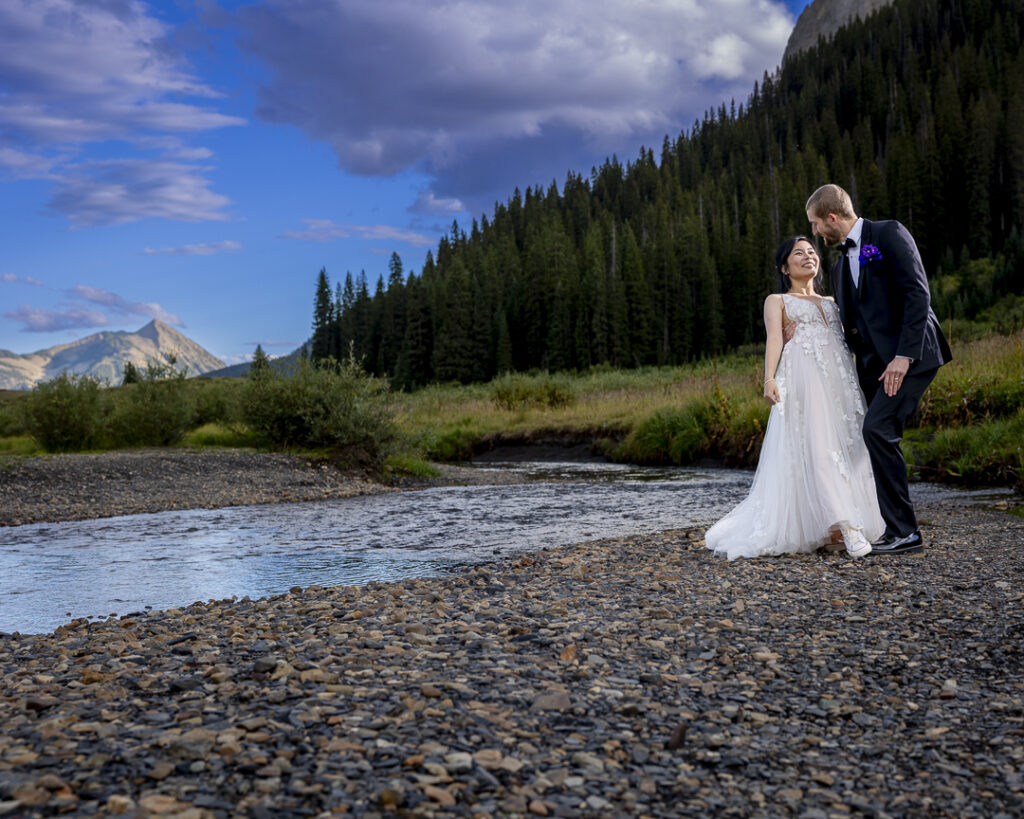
[{"left": 705, "top": 294, "right": 885, "bottom": 560}]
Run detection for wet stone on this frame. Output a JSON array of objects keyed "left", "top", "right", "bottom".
[{"left": 0, "top": 498, "right": 1021, "bottom": 817}]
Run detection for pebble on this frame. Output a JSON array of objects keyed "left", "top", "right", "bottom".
[
  {"left": 0, "top": 449, "right": 387, "bottom": 526},
  {"left": 0, "top": 475, "right": 1021, "bottom": 816}
]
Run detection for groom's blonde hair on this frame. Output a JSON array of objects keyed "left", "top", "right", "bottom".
[{"left": 806, "top": 184, "right": 856, "bottom": 219}]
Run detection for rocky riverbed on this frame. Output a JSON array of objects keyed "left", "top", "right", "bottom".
[
  {"left": 0, "top": 451, "right": 517, "bottom": 528},
  {"left": 1, "top": 498, "right": 1022, "bottom": 817},
  {"left": 0, "top": 450, "right": 387, "bottom": 528}
]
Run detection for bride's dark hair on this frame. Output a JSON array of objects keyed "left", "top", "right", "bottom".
[{"left": 775, "top": 235, "right": 820, "bottom": 293}]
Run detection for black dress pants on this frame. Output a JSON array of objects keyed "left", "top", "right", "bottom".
[{"left": 858, "top": 363, "right": 938, "bottom": 538}]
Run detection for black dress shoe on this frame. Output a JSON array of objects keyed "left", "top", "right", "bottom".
[{"left": 870, "top": 531, "right": 923, "bottom": 555}]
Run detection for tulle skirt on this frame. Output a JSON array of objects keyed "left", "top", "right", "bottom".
[{"left": 705, "top": 325, "right": 884, "bottom": 560}]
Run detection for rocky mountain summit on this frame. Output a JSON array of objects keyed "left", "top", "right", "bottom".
[
  {"left": 784, "top": 0, "right": 895, "bottom": 60},
  {"left": 0, "top": 320, "right": 224, "bottom": 390}
]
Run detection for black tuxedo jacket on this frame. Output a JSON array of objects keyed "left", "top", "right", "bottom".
[{"left": 832, "top": 218, "right": 952, "bottom": 375}]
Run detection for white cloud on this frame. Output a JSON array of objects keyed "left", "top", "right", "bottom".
[
  {"left": 235, "top": 0, "right": 793, "bottom": 208},
  {"left": 70, "top": 285, "right": 183, "bottom": 325},
  {"left": 279, "top": 219, "right": 436, "bottom": 248},
  {"left": 0, "top": 147, "right": 62, "bottom": 180},
  {"left": 51, "top": 159, "right": 232, "bottom": 226},
  {"left": 4, "top": 304, "right": 109, "bottom": 333},
  {"left": 141, "top": 240, "right": 241, "bottom": 256},
  {"left": 692, "top": 33, "right": 752, "bottom": 80},
  {"left": 1, "top": 273, "right": 43, "bottom": 286},
  {"left": 0, "top": 0, "right": 243, "bottom": 225},
  {"left": 409, "top": 190, "right": 466, "bottom": 215}
]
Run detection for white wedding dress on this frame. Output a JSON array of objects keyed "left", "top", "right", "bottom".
[{"left": 706, "top": 295, "right": 885, "bottom": 559}]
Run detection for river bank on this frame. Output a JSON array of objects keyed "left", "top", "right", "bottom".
[
  {"left": 0, "top": 450, "right": 522, "bottom": 528},
  {"left": 1, "top": 500, "right": 1022, "bottom": 817}
]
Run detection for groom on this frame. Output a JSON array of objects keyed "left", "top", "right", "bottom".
[{"left": 805, "top": 184, "right": 952, "bottom": 555}]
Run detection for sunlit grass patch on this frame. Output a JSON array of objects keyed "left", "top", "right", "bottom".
[
  {"left": 0, "top": 435, "right": 40, "bottom": 457},
  {"left": 181, "top": 423, "right": 255, "bottom": 449},
  {"left": 384, "top": 453, "right": 441, "bottom": 479}
]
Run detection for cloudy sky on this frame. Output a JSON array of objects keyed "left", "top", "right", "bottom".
[{"left": 0, "top": 0, "right": 804, "bottom": 365}]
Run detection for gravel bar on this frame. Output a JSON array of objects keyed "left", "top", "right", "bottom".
[
  {"left": 0, "top": 450, "right": 389, "bottom": 527},
  {"left": 1, "top": 500, "right": 1022, "bottom": 817}
]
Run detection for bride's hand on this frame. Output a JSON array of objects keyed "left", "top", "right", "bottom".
[{"left": 763, "top": 379, "right": 780, "bottom": 404}]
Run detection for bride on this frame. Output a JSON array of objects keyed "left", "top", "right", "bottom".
[{"left": 705, "top": 236, "right": 884, "bottom": 560}]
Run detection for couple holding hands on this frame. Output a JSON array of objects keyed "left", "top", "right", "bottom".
[{"left": 707, "top": 183, "right": 952, "bottom": 561}]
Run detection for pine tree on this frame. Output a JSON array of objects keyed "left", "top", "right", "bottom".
[
  {"left": 311, "top": 268, "right": 333, "bottom": 362},
  {"left": 249, "top": 344, "right": 271, "bottom": 379},
  {"left": 122, "top": 361, "right": 140, "bottom": 385}
]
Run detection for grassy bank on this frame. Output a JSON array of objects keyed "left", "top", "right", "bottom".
[
  {"left": 392, "top": 330, "right": 1024, "bottom": 491},
  {"left": 2, "top": 330, "right": 1021, "bottom": 492}
]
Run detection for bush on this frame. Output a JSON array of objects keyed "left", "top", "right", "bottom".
[
  {"left": 904, "top": 410, "right": 1024, "bottom": 490},
  {"left": 242, "top": 357, "right": 394, "bottom": 466},
  {"left": 106, "top": 358, "right": 196, "bottom": 447},
  {"left": 490, "top": 373, "right": 576, "bottom": 411},
  {"left": 192, "top": 379, "right": 244, "bottom": 427},
  {"left": 0, "top": 395, "right": 27, "bottom": 437},
  {"left": 614, "top": 381, "right": 769, "bottom": 467},
  {"left": 424, "top": 425, "right": 478, "bottom": 461},
  {"left": 22, "top": 373, "right": 107, "bottom": 452}
]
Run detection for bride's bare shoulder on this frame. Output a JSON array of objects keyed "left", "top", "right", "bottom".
[{"left": 763, "top": 293, "right": 784, "bottom": 306}]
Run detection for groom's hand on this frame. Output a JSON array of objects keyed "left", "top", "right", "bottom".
[
  {"left": 781, "top": 321, "right": 796, "bottom": 345},
  {"left": 879, "top": 357, "right": 911, "bottom": 397}
]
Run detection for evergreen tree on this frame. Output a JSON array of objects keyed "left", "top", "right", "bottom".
[
  {"left": 311, "top": 268, "right": 333, "bottom": 362},
  {"left": 122, "top": 361, "right": 140, "bottom": 385},
  {"left": 249, "top": 344, "right": 271, "bottom": 379},
  {"left": 312, "top": 0, "right": 1024, "bottom": 385}
]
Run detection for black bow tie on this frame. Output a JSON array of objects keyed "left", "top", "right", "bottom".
[{"left": 840, "top": 238, "right": 856, "bottom": 253}]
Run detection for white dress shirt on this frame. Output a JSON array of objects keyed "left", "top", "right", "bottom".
[{"left": 843, "top": 217, "right": 865, "bottom": 287}]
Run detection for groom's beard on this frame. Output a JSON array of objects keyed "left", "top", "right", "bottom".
[{"left": 819, "top": 225, "right": 844, "bottom": 246}]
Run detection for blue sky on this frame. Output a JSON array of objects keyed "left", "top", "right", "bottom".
[{"left": 1, "top": 0, "right": 808, "bottom": 365}]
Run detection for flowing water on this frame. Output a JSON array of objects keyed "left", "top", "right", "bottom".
[{"left": 0, "top": 462, "right": 1012, "bottom": 634}]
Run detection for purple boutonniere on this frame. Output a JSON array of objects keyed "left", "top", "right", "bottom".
[{"left": 859, "top": 244, "right": 883, "bottom": 263}]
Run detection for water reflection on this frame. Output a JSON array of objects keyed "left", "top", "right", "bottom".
[{"left": 0, "top": 462, "right": 1013, "bottom": 635}]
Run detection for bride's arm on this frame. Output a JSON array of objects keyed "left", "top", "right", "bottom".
[{"left": 763, "top": 295, "right": 784, "bottom": 405}]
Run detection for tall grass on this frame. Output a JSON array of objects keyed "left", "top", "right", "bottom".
[
  {"left": 2, "top": 329, "right": 1021, "bottom": 490},
  {"left": 393, "top": 330, "right": 1024, "bottom": 490}
]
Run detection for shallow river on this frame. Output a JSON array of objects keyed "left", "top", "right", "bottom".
[{"left": 0, "top": 462, "right": 1011, "bottom": 634}]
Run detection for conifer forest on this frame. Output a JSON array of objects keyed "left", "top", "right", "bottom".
[{"left": 310, "top": 0, "right": 1024, "bottom": 388}]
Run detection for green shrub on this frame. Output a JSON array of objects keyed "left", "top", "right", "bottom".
[
  {"left": 106, "top": 358, "right": 196, "bottom": 447},
  {"left": 905, "top": 410, "right": 1024, "bottom": 490},
  {"left": 0, "top": 396, "right": 27, "bottom": 437},
  {"left": 242, "top": 357, "right": 394, "bottom": 466},
  {"left": 22, "top": 373, "right": 107, "bottom": 452},
  {"left": 490, "top": 373, "right": 576, "bottom": 411},
  {"left": 192, "top": 379, "right": 244, "bottom": 427},
  {"left": 424, "top": 426, "right": 477, "bottom": 461}
]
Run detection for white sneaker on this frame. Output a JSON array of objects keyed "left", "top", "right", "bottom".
[{"left": 842, "top": 527, "right": 872, "bottom": 558}]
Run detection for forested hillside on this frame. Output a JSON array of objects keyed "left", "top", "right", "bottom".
[{"left": 313, "top": 0, "right": 1024, "bottom": 388}]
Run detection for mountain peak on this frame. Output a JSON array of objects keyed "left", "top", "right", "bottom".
[
  {"left": 0, "top": 323, "right": 225, "bottom": 390},
  {"left": 784, "top": 0, "right": 894, "bottom": 61}
]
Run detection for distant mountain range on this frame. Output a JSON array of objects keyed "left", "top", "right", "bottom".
[
  {"left": 199, "top": 341, "right": 311, "bottom": 380},
  {"left": 0, "top": 320, "right": 225, "bottom": 390}
]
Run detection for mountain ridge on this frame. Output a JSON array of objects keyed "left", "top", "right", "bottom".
[
  {"left": 784, "top": 0, "right": 895, "bottom": 60},
  {"left": 0, "top": 320, "right": 225, "bottom": 390}
]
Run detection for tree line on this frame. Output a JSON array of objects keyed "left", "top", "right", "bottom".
[{"left": 311, "top": 0, "right": 1024, "bottom": 388}]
